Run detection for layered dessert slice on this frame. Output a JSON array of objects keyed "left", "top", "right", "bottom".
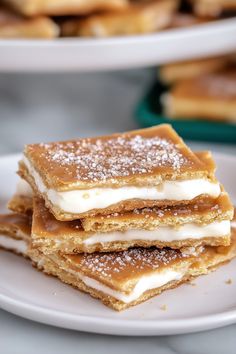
[
  {"left": 0, "top": 5, "right": 59, "bottom": 38},
  {"left": 2, "top": 208, "right": 236, "bottom": 311},
  {"left": 29, "top": 215, "right": 236, "bottom": 311},
  {"left": 3, "top": 0, "right": 129, "bottom": 16},
  {"left": 0, "top": 213, "right": 31, "bottom": 256},
  {"left": 31, "top": 192, "right": 233, "bottom": 254},
  {"left": 19, "top": 124, "right": 221, "bottom": 221},
  {"left": 8, "top": 178, "right": 33, "bottom": 215},
  {"left": 61, "top": 0, "right": 179, "bottom": 37},
  {"left": 167, "top": 12, "right": 209, "bottom": 29},
  {"left": 189, "top": 0, "right": 236, "bottom": 17},
  {"left": 163, "top": 69, "right": 236, "bottom": 122},
  {"left": 159, "top": 56, "right": 230, "bottom": 84}
]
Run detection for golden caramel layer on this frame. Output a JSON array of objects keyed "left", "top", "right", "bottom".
[
  {"left": 28, "top": 216, "right": 236, "bottom": 310},
  {"left": 82, "top": 191, "right": 233, "bottom": 232},
  {"left": 22, "top": 125, "right": 215, "bottom": 191},
  {"left": 0, "top": 213, "right": 31, "bottom": 240},
  {"left": 30, "top": 193, "right": 232, "bottom": 254}
]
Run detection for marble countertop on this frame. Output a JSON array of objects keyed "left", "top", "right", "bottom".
[
  {"left": 1, "top": 309, "right": 236, "bottom": 354},
  {"left": 0, "top": 70, "right": 236, "bottom": 354}
]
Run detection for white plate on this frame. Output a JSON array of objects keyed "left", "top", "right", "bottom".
[
  {"left": 1, "top": 18, "right": 236, "bottom": 72},
  {"left": 0, "top": 152, "right": 236, "bottom": 336}
]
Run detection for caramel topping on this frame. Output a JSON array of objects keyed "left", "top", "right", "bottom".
[
  {"left": 24, "top": 125, "right": 206, "bottom": 189},
  {"left": 68, "top": 246, "right": 191, "bottom": 281},
  {"left": 32, "top": 198, "right": 84, "bottom": 237},
  {"left": 82, "top": 191, "right": 233, "bottom": 228},
  {"left": 174, "top": 70, "right": 236, "bottom": 100},
  {"left": 42, "top": 136, "right": 188, "bottom": 178},
  {"left": 0, "top": 213, "right": 31, "bottom": 237}
]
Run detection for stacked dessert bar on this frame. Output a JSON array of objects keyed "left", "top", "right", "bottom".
[
  {"left": 1, "top": 124, "right": 236, "bottom": 311},
  {"left": 160, "top": 55, "right": 236, "bottom": 123}
]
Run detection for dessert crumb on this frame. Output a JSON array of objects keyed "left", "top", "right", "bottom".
[
  {"left": 160, "top": 304, "right": 167, "bottom": 311},
  {"left": 225, "top": 278, "right": 232, "bottom": 285},
  {"left": 187, "top": 281, "right": 196, "bottom": 286}
]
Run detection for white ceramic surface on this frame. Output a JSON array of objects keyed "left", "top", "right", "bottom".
[
  {"left": 0, "top": 18, "right": 236, "bottom": 72},
  {"left": 0, "top": 153, "right": 236, "bottom": 336}
]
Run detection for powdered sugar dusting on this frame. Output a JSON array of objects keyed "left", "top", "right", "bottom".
[
  {"left": 36, "top": 134, "right": 191, "bottom": 182},
  {"left": 197, "top": 72, "right": 236, "bottom": 98},
  {"left": 79, "top": 247, "right": 190, "bottom": 278}
]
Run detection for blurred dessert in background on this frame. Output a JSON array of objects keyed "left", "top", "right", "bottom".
[
  {"left": 61, "top": 0, "right": 179, "bottom": 37},
  {"left": 161, "top": 55, "right": 236, "bottom": 122},
  {"left": 159, "top": 56, "right": 232, "bottom": 84},
  {"left": 0, "top": 0, "right": 235, "bottom": 38},
  {"left": 167, "top": 11, "right": 209, "bottom": 29},
  {"left": 163, "top": 69, "right": 236, "bottom": 122},
  {"left": 0, "top": 5, "right": 59, "bottom": 38},
  {"left": 2, "top": 0, "right": 129, "bottom": 16},
  {"left": 189, "top": 0, "right": 236, "bottom": 18}
]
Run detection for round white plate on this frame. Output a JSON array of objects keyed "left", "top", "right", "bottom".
[
  {"left": 1, "top": 18, "right": 236, "bottom": 72},
  {"left": 0, "top": 152, "right": 236, "bottom": 336}
]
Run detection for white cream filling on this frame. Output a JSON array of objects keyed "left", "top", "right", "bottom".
[
  {"left": 0, "top": 235, "right": 27, "bottom": 254},
  {"left": 83, "top": 220, "right": 230, "bottom": 246},
  {"left": 16, "top": 178, "right": 33, "bottom": 197},
  {"left": 23, "top": 156, "right": 221, "bottom": 214},
  {"left": 68, "top": 268, "right": 184, "bottom": 303},
  {"left": 231, "top": 221, "right": 236, "bottom": 229}
]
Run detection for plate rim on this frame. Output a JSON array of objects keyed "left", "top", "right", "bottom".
[
  {"left": 0, "top": 18, "right": 236, "bottom": 72},
  {"left": 1, "top": 279, "right": 236, "bottom": 336},
  {"left": 0, "top": 151, "right": 236, "bottom": 336},
  {"left": 0, "top": 17, "right": 235, "bottom": 46}
]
